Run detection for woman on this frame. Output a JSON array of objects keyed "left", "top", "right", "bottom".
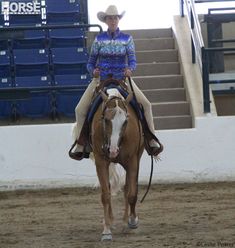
[{"left": 70, "top": 5, "right": 163, "bottom": 160}]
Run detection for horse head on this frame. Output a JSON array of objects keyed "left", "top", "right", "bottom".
[{"left": 100, "top": 88, "right": 133, "bottom": 159}]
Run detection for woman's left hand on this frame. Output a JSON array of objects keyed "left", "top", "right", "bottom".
[{"left": 124, "top": 68, "right": 132, "bottom": 77}]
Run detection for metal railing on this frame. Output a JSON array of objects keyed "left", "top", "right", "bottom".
[{"left": 180, "top": 0, "right": 235, "bottom": 112}]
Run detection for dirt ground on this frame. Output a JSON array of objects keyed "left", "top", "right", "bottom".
[{"left": 0, "top": 182, "right": 235, "bottom": 248}]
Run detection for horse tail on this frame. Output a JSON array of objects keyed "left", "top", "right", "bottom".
[{"left": 109, "top": 163, "right": 125, "bottom": 196}]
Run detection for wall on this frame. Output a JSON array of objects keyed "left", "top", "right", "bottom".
[{"left": 0, "top": 116, "right": 235, "bottom": 190}]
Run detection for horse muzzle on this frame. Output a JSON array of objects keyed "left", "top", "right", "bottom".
[{"left": 109, "top": 145, "right": 119, "bottom": 159}]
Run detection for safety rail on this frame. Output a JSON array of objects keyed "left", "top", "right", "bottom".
[
  {"left": 179, "top": 0, "right": 235, "bottom": 112},
  {"left": 0, "top": 23, "right": 102, "bottom": 120}
]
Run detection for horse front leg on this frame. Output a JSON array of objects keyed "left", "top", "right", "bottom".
[
  {"left": 126, "top": 158, "right": 139, "bottom": 229},
  {"left": 95, "top": 159, "right": 113, "bottom": 241},
  {"left": 123, "top": 174, "right": 129, "bottom": 223}
]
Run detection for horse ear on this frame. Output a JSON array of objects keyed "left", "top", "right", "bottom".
[
  {"left": 125, "top": 92, "right": 133, "bottom": 104},
  {"left": 100, "top": 90, "right": 108, "bottom": 101}
]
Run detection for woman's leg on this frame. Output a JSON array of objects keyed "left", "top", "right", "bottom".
[
  {"left": 126, "top": 78, "right": 163, "bottom": 155},
  {"left": 74, "top": 78, "right": 98, "bottom": 150},
  {"left": 126, "top": 78, "right": 155, "bottom": 134}
]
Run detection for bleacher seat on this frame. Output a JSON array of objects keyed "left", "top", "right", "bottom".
[
  {"left": 54, "top": 73, "right": 90, "bottom": 86},
  {"left": 0, "top": 40, "right": 9, "bottom": 50},
  {"left": 0, "top": 0, "right": 89, "bottom": 120},
  {"left": 13, "top": 48, "right": 52, "bottom": 118},
  {"left": 0, "top": 14, "right": 5, "bottom": 27},
  {"left": 8, "top": 14, "right": 42, "bottom": 27},
  {"left": 46, "top": 0, "right": 81, "bottom": 24},
  {"left": 0, "top": 50, "right": 13, "bottom": 118},
  {"left": 54, "top": 74, "right": 87, "bottom": 117},
  {"left": 0, "top": 50, "right": 12, "bottom": 87},
  {"left": 55, "top": 90, "right": 84, "bottom": 117},
  {"left": 15, "top": 75, "right": 53, "bottom": 118},
  {"left": 48, "top": 28, "right": 85, "bottom": 48},
  {"left": 12, "top": 30, "right": 47, "bottom": 49},
  {"left": 7, "top": 0, "right": 42, "bottom": 27},
  {"left": 51, "top": 47, "right": 88, "bottom": 64},
  {"left": 50, "top": 47, "right": 89, "bottom": 117},
  {"left": 13, "top": 48, "right": 49, "bottom": 77}
]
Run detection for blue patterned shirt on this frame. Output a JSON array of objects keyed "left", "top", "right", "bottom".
[{"left": 87, "top": 28, "right": 136, "bottom": 81}]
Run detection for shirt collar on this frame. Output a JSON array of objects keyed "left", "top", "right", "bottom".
[{"left": 107, "top": 28, "right": 120, "bottom": 39}]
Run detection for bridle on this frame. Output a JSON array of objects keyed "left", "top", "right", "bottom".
[{"left": 100, "top": 94, "right": 129, "bottom": 160}]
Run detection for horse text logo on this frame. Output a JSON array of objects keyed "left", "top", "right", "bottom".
[{"left": 1, "top": 1, "right": 41, "bottom": 15}]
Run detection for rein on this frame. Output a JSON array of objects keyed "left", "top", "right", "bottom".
[{"left": 127, "top": 77, "right": 154, "bottom": 203}]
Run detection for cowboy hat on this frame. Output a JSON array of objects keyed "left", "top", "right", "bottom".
[{"left": 97, "top": 5, "right": 125, "bottom": 23}]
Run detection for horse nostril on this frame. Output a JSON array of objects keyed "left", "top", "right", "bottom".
[{"left": 109, "top": 146, "right": 119, "bottom": 158}]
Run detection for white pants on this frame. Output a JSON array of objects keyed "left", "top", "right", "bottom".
[{"left": 74, "top": 78, "right": 155, "bottom": 141}]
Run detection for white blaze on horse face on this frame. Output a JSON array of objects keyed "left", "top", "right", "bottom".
[{"left": 109, "top": 100, "right": 126, "bottom": 158}]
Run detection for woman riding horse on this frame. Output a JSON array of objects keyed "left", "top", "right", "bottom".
[{"left": 70, "top": 5, "right": 163, "bottom": 160}]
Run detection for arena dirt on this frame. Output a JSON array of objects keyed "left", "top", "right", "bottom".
[{"left": 0, "top": 182, "right": 235, "bottom": 248}]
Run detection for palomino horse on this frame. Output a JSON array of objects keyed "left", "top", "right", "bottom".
[{"left": 91, "top": 86, "right": 144, "bottom": 241}]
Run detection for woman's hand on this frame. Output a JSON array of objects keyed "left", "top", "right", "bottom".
[
  {"left": 93, "top": 68, "right": 100, "bottom": 78},
  {"left": 124, "top": 68, "right": 132, "bottom": 77}
]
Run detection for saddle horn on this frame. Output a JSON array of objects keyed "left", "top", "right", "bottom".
[{"left": 100, "top": 90, "right": 108, "bottom": 101}]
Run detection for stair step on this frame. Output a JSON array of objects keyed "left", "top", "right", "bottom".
[
  {"left": 134, "top": 38, "right": 175, "bottom": 51},
  {"left": 136, "top": 49, "right": 178, "bottom": 63},
  {"left": 135, "top": 62, "right": 180, "bottom": 76},
  {"left": 142, "top": 88, "right": 186, "bottom": 102},
  {"left": 125, "top": 28, "right": 173, "bottom": 39},
  {"left": 133, "top": 75, "right": 184, "bottom": 89},
  {"left": 152, "top": 102, "right": 190, "bottom": 116},
  {"left": 154, "top": 115, "right": 192, "bottom": 130}
]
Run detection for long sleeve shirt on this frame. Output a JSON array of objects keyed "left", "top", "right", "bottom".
[{"left": 87, "top": 28, "right": 136, "bottom": 81}]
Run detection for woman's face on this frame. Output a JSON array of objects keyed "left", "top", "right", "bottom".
[{"left": 105, "top": 15, "right": 119, "bottom": 32}]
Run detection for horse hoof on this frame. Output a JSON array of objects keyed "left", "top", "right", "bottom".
[
  {"left": 128, "top": 216, "right": 139, "bottom": 229},
  {"left": 101, "top": 233, "right": 112, "bottom": 241}
]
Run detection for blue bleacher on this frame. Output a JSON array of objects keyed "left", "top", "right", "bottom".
[
  {"left": 54, "top": 73, "right": 90, "bottom": 86},
  {"left": 0, "top": 40, "right": 9, "bottom": 50},
  {"left": 0, "top": 50, "right": 12, "bottom": 87},
  {"left": 0, "top": 0, "right": 90, "bottom": 120},
  {"left": 13, "top": 48, "right": 52, "bottom": 118},
  {"left": 12, "top": 30, "right": 47, "bottom": 49},
  {"left": 51, "top": 46, "right": 90, "bottom": 116},
  {"left": 15, "top": 76, "right": 53, "bottom": 118},
  {"left": 0, "top": 14, "right": 4, "bottom": 27},
  {"left": 7, "top": 0, "right": 42, "bottom": 26},
  {"left": 48, "top": 28, "right": 85, "bottom": 48},
  {"left": 8, "top": 14, "right": 42, "bottom": 26},
  {"left": 46, "top": 0, "right": 81, "bottom": 24},
  {"left": 13, "top": 48, "right": 49, "bottom": 67},
  {"left": 51, "top": 47, "right": 88, "bottom": 64},
  {"left": 0, "top": 50, "right": 13, "bottom": 118}
]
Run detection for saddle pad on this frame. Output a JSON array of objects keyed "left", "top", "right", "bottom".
[{"left": 87, "top": 84, "right": 144, "bottom": 123}]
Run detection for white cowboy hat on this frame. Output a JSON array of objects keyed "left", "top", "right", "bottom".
[{"left": 97, "top": 5, "right": 125, "bottom": 23}]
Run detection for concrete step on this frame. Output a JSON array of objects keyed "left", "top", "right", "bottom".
[
  {"left": 134, "top": 38, "right": 175, "bottom": 51},
  {"left": 135, "top": 62, "right": 180, "bottom": 76},
  {"left": 152, "top": 102, "right": 190, "bottom": 116},
  {"left": 154, "top": 115, "right": 192, "bottom": 130},
  {"left": 125, "top": 28, "right": 173, "bottom": 39},
  {"left": 142, "top": 88, "right": 186, "bottom": 103},
  {"left": 136, "top": 49, "right": 178, "bottom": 63},
  {"left": 133, "top": 75, "right": 184, "bottom": 90}
]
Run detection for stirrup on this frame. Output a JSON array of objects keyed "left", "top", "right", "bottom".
[
  {"left": 149, "top": 143, "right": 163, "bottom": 157},
  {"left": 69, "top": 140, "right": 86, "bottom": 161},
  {"left": 69, "top": 151, "right": 84, "bottom": 161}
]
